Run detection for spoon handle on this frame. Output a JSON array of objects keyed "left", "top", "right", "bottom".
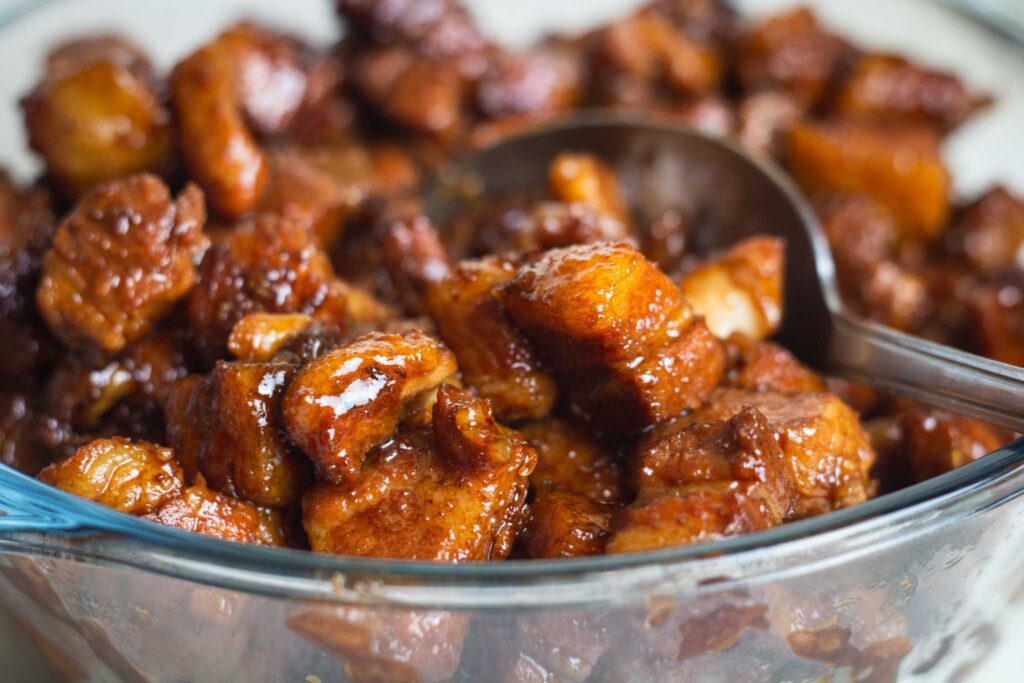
[{"left": 828, "top": 313, "right": 1024, "bottom": 433}]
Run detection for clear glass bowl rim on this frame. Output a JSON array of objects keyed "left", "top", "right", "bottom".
[{"left": 1, "top": 0, "right": 1024, "bottom": 610}]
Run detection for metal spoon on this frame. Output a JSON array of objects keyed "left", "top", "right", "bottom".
[{"left": 424, "top": 112, "right": 1024, "bottom": 432}]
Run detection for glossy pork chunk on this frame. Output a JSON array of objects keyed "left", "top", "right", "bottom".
[
  {"left": 500, "top": 241, "right": 725, "bottom": 434},
  {"left": 37, "top": 175, "right": 207, "bottom": 354},
  {"left": 39, "top": 438, "right": 286, "bottom": 545},
  {"left": 2, "top": 0, "right": 1010, "bottom": 593},
  {"left": 302, "top": 385, "right": 535, "bottom": 560}
]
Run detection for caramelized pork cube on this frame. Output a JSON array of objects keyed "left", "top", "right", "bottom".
[
  {"left": 519, "top": 418, "right": 629, "bottom": 504},
  {"left": 166, "top": 361, "right": 311, "bottom": 508},
  {"left": 258, "top": 142, "right": 375, "bottom": 249},
  {"left": 831, "top": 54, "right": 989, "bottom": 132},
  {"left": 21, "top": 35, "right": 173, "bottom": 198},
  {"left": 735, "top": 8, "right": 852, "bottom": 105},
  {"left": 477, "top": 48, "right": 581, "bottom": 118},
  {"left": 638, "top": 407, "right": 792, "bottom": 503},
  {"left": 353, "top": 47, "right": 466, "bottom": 138},
  {"left": 678, "top": 388, "right": 876, "bottom": 518},
  {"left": 171, "top": 23, "right": 307, "bottom": 218},
  {"left": 518, "top": 490, "right": 616, "bottom": 559},
  {"left": 302, "top": 385, "right": 536, "bottom": 560},
  {"left": 338, "top": 0, "right": 491, "bottom": 67},
  {"left": 37, "top": 176, "right": 207, "bottom": 354},
  {"left": 609, "top": 408, "right": 793, "bottom": 553},
  {"left": 815, "top": 193, "right": 929, "bottom": 331},
  {"left": 38, "top": 437, "right": 183, "bottom": 515},
  {"left": 283, "top": 330, "right": 456, "bottom": 484},
  {"left": 500, "top": 242, "right": 725, "bottom": 433},
  {"left": 0, "top": 172, "right": 55, "bottom": 319},
  {"left": 144, "top": 475, "right": 288, "bottom": 546},
  {"left": 187, "top": 212, "right": 383, "bottom": 361},
  {"left": 549, "top": 153, "right": 629, "bottom": 223},
  {"left": 723, "top": 334, "right": 825, "bottom": 393},
  {"left": 45, "top": 333, "right": 190, "bottom": 431},
  {"left": 379, "top": 210, "right": 451, "bottom": 316},
  {"left": 787, "top": 122, "right": 950, "bottom": 241},
  {"left": 475, "top": 201, "right": 631, "bottom": 255},
  {"left": 590, "top": 8, "right": 724, "bottom": 104},
  {"left": 948, "top": 187, "right": 1024, "bottom": 275},
  {"left": 227, "top": 312, "right": 314, "bottom": 361},
  {"left": 966, "top": 283, "right": 1024, "bottom": 366},
  {"left": 426, "top": 256, "right": 558, "bottom": 423},
  {"left": 607, "top": 483, "right": 777, "bottom": 554},
  {"left": 900, "top": 409, "right": 1008, "bottom": 480},
  {"left": 680, "top": 237, "right": 784, "bottom": 340}
]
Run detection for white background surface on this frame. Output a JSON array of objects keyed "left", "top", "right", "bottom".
[{"left": 0, "top": 0, "right": 1022, "bottom": 680}]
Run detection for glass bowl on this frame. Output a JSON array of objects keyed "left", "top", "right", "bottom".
[{"left": 1, "top": 1, "right": 1024, "bottom": 681}]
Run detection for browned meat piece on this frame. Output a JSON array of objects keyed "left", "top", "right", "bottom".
[
  {"left": 816, "top": 193, "right": 898, "bottom": 273},
  {"left": 966, "top": 283, "right": 1024, "bottom": 366},
  {"left": 815, "top": 193, "right": 930, "bottom": 331},
  {"left": 20, "top": 35, "right": 172, "bottom": 198},
  {"left": 353, "top": 47, "right": 466, "bottom": 138},
  {"left": 38, "top": 437, "right": 184, "bottom": 515},
  {"left": 36, "top": 175, "right": 208, "bottom": 354},
  {"left": 187, "top": 211, "right": 389, "bottom": 362},
  {"left": 45, "top": 333, "right": 190, "bottom": 432},
  {"left": 900, "top": 410, "right": 1008, "bottom": 481},
  {"left": 426, "top": 256, "right": 558, "bottom": 423},
  {"left": 831, "top": 54, "right": 990, "bottom": 133},
  {"left": 171, "top": 23, "right": 307, "bottom": 218},
  {"left": 1, "top": 393, "right": 76, "bottom": 475},
  {"left": 518, "top": 490, "right": 616, "bottom": 559},
  {"left": 227, "top": 312, "right": 314, "bottom": 361},
  {"left": 258, "top": 142, "right": 376, "bottom": 249},
  {"left": 608, "top": 483, "right": 773, "bottom": 554},
  {"left": 589, "top": 8, "right": 724, "bottom": 106},
  {"left": 500, "top": 242, "right": 725, "bottom": 434},
  {"left": 672, "top": 387, "right": 876, "bottom": 518},
  {"left": 947, "top": 187, "right": 1024, "bottom": 275},
  {"left": 283, "top": 330, "right": 456, "bottom": 484},
  {"left": 635, "top": 406, "right": 793, "bottom": 507},
  {"left": 379, "top": 210, "right": 451, "bottom": 316},
  {"left": 679, "top": 236, "right": 784, "bottom": 340},
  {"left": 144, "top": 475, "right": 288, "bottom": 546},
  {"left": 477, "top": 48, "right": 582, "bottom": 118},
  {"left": 519, "top": 418, "right": 628, "bottom": 504},
  {"left": 338, "top": 0, "right": 492, "bottom": 70},
  {"left": 474, "top": 201, "right": 632, "bottom": 256},
  {"left": 609, "top": 408, "right": 791, "bottom": 554},
  {"left": 166, "top": 361, "right": 311, "bottom": 508},
  {"left": 302, "top": 385, "right": 536, "bottom": 560},
  {"left": 736, "top": 91, "right": 806, "bottom": 159},
  {"left": 0, "top": 172, "right": 55, "bottom": 319},
  {"left": 735, "top": 8, "right": 853, "bottom": 105},
  {"left": 787, "top": 122, "right": 950, "bottom": 242},
  {"left": 723, "top": 334, "right": 825, "bottom": 393},
  {"left": 548, "top": 153, "right": 630, "bottom": 223}
]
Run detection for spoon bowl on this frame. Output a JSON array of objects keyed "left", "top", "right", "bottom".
[{"left": 425, "top": 112, "right": 1024, "bottom": 432}]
